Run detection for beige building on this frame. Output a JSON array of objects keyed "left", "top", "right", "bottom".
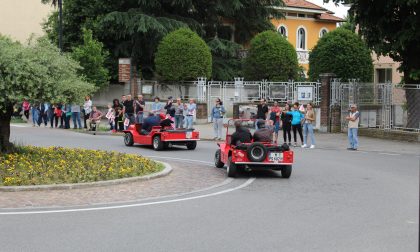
[
  {"left": 372, "top": 52, "right": 403, "bottom": 84},
  {"left": 0, "top": 0, "right": 52, "bottom": 42}
]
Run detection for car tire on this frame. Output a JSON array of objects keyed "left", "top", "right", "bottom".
[
  {"left": 247, "top": 143, "right": 267, "bottom": 162},
  {"left": 152, "top": 136, "right": 164, "bottom": 151},
  {"left": 227, "top": 156, "right": 237, "bottom": 177},
  {"left": 186, "top": 141, "right": 197, "bottom": 150},
  {"left": 214, "top": 150, "right": 224, "bottom": 168},
  {"left": 281, "top": 165, "right": 292, "bottom": 178},
  {"left": 124, "top": 133, "right": 134, "bottom": 146}
]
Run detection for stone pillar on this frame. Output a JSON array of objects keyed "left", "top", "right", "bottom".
[
  {"left": 319, "top": 73, "right": 335, "bottom": 133},
  {"left": 195, "top": 103, "right": 208, "bottom": 124}
]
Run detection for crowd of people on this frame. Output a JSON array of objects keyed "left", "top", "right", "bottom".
[
  {"left": 14, "top": 94, "right": 198, "bottom": 133},
  {"left": 223, "top": 98, "right": 317, "bottom": 148}
]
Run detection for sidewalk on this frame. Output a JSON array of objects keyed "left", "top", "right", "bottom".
[{"left": 194, "top": 123, "right": 420, "bottom": 156}]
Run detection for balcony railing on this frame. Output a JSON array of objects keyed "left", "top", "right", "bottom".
[{"left": 296, "top": 49, "right": 309, "bottom": 64}]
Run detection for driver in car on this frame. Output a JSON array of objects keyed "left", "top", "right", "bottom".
[
  {"left": 141, "top": 113, "right": 161, "bottom": 135},
  {"left": 230, "top": 121, "right": 252, "bottom": 146},
  {"left": 253, "top": 120, "right": 273, "bottom": 143}
]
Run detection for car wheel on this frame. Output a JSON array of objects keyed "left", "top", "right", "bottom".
[
  {"left": 214, "top": 149, "right": 224, "bottom": 168},
  {"left": 186, "top": 141, "right": 197, "bottom": 150},
  {"left": 152, "top": 136, "right": 164, "bottom": 151},
  {"left": 247, "top": 143, "right": 267, "bottom": 162},
  {"left": 281, "top": 165, "right": 292, "bottom": 178},
  {"left": 124, "top": 133, "right": 134, "bottom": 146},
  {"left": 227, "top": 156, "right": 237, "bottom": 177}
]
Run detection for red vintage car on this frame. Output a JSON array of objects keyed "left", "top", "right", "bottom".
[
  {"left": 214, "top": 119, "right": 294, "bottom": 178},
  {"left": 123, "top": 124, "right": 199, "bottom": 151}
]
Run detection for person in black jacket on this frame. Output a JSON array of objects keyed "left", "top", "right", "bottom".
[
  {"left": 230, "top": 121, "right": 252, "bottom": 146},
  {"left": 164, "top": 96, "right": 176, "bottom": 118},
  {"left": 281, "top": 103, "right": 293, "bottom": 145}
]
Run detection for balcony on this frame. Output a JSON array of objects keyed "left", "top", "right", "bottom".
[{"left": 296, "top": 49, "right": 309, "bottom": 64}]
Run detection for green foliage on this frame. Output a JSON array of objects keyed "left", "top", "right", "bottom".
[
  {"left": 0, "top": 34, "right": 96, "bottom": 109},
  {"left": 155, "top": 28, "right": 212, "bottom": 81},
  {"left": 41, "top": 0, "right": 283, "bottom": 80},
  {"left": 71, "top": 28, "right": 110, "bottom": 89},
  {"left": 207, "top": 38, "right": 243, "bottom": 80},
  {"left": 244, "top": 31, "right": 299, "bottom": 81},
  {"left": 308, "top": 28, "right": 373, "bottom": 82}
]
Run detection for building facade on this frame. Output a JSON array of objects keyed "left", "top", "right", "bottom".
[
  {"left": 0, "top": 0, "right": 52, "bottom": 43},
  {"left": 271, "top": 0, "right": 343, "bottom": 74}
]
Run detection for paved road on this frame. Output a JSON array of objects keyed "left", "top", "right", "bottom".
[{"left": 1, "top": 126, "right": 419, "bottom": 252}]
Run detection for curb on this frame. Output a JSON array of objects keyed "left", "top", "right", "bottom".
[{"left": 0, "top": 162, "right": 172, "bottom": 192}]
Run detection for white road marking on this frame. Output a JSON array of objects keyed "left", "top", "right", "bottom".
[
  {"left": 379, "top": 153, "right": 401, "bottom": 156},
  {"left": 0, "top": 178, "right": 255, "bottom": 215},
  {"left": 10, "top": 124, "right": 28, "bottom": 128}
]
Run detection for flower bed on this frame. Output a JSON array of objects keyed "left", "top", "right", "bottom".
[{"left": 0, "top": 146, "right": 163, "bottom": 186}]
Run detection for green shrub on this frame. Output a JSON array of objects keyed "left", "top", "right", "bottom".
[
  {"left": 155, "top": 28, "right": 212, "bottom": 81},
  {"left": 309, "top": 28, "right": 373, "bottom": 81},
  {"left": 244, "top": 31, "right": 299, "bottom": 81}
]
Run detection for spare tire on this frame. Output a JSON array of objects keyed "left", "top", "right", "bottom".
[{"left": 247, "top": 143, "right": 268, "bottom": 162}]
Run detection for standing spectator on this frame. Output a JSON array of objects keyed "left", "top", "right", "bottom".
[
  {"left": 270, "top": 101, "right": 282, "bottom": 144},
  {"left": 151, "top": 97, "right": 163, "bottom": 114},
  {"left": 22, "top": 99, "right": 30, "bottom": 121},
  {"left": 210, "top": 98, "right": 225, "bottom": 140},
  {"left": 174, "top": 98, "right": 184, "bottom": 129},
  {"left": 106, "top": 103, "right": 116, "bottom": 132},
  {"left": 47, "top": 104, "right": 55, "bottom": 128},
  {"left": 123, "top": 94, "right": 135, "bottom": 128},
  {"left": 346, "top": 104, "right": 360, "bottom": 151},
  {"left": 83, "top": 95, "right": 92, "bottom": 129},
  {"left": 182, "top": 102, "right": 189, "bottom": 128},
  {"left": 256, "top": 98, "right": 269, "bottom": 129},
  {"left": 113, "top": 99, "right": 124, "bottom": 131},
  {"left": 53, "top": 103, "right": 63, "bottom": 128},
  {"left": 281, "top": 103, "right": 292, "bottom": 145},
  {"left": 61, "top": 104, "right": 72, "bottom": 129},
  {"left": 302, "top": 103, "right": 316, "bottom": 149},
  {"left": 287, "top": 102, "right": 304, "bottom": 147},
  {"left": 87, "top": 106, "right": 103, "bottom": 131},
  {"left": 185, "top": 98, "right": 196, "bottom": 129},
  {"left": 31, "top": 102, "right": 40, "bottom": 127},
  {"left": 39, "top": 102, "right": 49, "bottom": 127},
  {"left": 71, "top": 103, "right": 82, "bottom": 129},
  {"left": 121, "top": 95, "right": 126, "bottom": 104},
  {"left": 165, "top": 96, "right": 175, "bottom": 118},
  {"left": 135, "top": 94, "right": 145, "bottom": 123}
]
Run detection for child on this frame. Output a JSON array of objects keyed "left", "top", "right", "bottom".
[{"left": 106, "top": 103, "right": 116, "bottom": 132}]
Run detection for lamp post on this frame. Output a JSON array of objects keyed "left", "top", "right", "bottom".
[{"left": 58, "top": 0, "right": 63, "bottom": 52}]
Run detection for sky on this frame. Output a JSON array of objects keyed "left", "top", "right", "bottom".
[{"left": 306, "top": 0, "right": 350, "bottom": 18}]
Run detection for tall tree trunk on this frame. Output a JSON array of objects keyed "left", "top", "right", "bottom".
[{"left": 0, "top": 105, "right": 14, "bottom": 153}]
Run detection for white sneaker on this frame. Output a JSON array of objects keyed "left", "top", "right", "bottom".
[
  {"left": 301, "top": 144, "right": 307, "bottom": 148},
  {"left": 310, "top": 145, "right": 315, "bottom": 149}
]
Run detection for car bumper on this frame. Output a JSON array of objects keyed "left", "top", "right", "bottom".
[
  {"left": 235, "top": 162, "right": 292, "bottom": 166},
  {"left": 163, "top": 139, "right": 200, "bottom": 142}
]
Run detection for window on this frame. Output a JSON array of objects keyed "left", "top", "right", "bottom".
[
  {"left": 297, "top": 27, "right": 306, "bottom": 50},
  {"left": 376, "top": 68, "right": 392, "bottom": 83},
  {"left": 298, "top": 13, "right": 306, "bottom": 18},
  {"left": 319, "top": 28, "right": 328, "bottom": 38},
  {"left": 287, "top": 12, "right": 297, "bottom": 17},
  {"left": 277, "top": 25, "right": 288, "bottom": 37}
]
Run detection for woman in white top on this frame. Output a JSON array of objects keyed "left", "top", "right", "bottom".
[{"left": 83, "top": 95, "right": 92, "bottom": 129}]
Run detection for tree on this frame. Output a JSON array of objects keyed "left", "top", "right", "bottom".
[
  {"left": 328, "top": 0, "right": 420, "bottom": 128},
  {"left": 71, "top": 28, "right": 110, "bottom": 89},
  {"left": 155, "top": 28, "right": 212, "bottom": 81},
  {"left": 244, "top": 31, "right": 299, "bottom": 81},
  {"left": 41, "top": 0, "right": 283, "bottom": 80},
  {"left": 308, "top": 28, "right": 373, "bottom": 82},
  {"left": 0, "top": 35, "right": 95, "bottom": 153},
  {"left": 207, "top": 38, "right": 243, "bottom": 80}
]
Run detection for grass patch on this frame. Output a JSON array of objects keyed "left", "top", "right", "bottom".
[
  {"left": 11, "top": 117, "right": 26, "bottom": 123},
  {"left": 0, "top": 146, "right": 164, "bottom": 186}
]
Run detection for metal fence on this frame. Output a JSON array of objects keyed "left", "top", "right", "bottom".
[
  {"left": 139, "top": 78, "right": 321, "bottom": 119},
  {"left": 331, "top": 79, "right": 420, "bottom": 132}
]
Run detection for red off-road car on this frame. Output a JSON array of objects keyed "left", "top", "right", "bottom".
[
  {"left": 124, "top": 124, "right": 200, "bottom": 151},
  {"left": 214, "top": 119, "right": 294, "bottom": 178}
]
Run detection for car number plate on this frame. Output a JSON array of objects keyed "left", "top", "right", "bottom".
[
  {"left": 186, "top": 132, "right": 192, "bottom": 139},
  {"left": 269, "top": 152, "right": 283, "bottom": 163}
]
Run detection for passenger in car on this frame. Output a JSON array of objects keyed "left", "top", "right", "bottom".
[
  {"left": 230, "top": 121, "right": 252, "bottom": 146},
  {"left": 141, "top": 113, "right": 161, "bottom": 135},
  {"left": 253, "top": 120, "right": 273, "bottom": 143}
]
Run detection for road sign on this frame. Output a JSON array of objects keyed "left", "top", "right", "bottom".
[{"left": 118, "top": 58, "right": 131, "bottom": 82}]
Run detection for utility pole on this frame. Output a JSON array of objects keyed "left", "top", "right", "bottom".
[{"left": 58, "top": 0, "right": 63, "bottom": 52}]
